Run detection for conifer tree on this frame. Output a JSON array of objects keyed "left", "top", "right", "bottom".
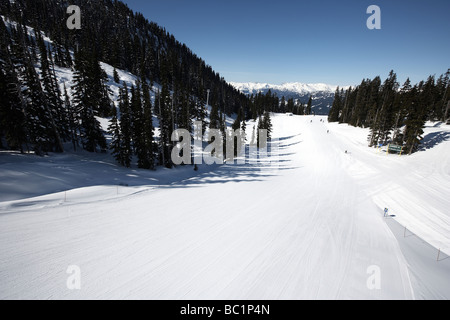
[
  {"left": 193, "top": 91, "right": 207, "bottom": 135},
  {"left": 287, "top": 98, "right": 295, "bottom": 114},
  {"left": 220, "top": 111, "right": 227, "bottom": 157},
  {"left": 306, "top": 96, "right": 313, "bottom": 115},
  {"left": 178, "top": 89, "right": 192, "bottom": 133},
  {"left": 240, "top": 108, "right": 247, "bottom": 140},
  {"left": 89, "top": 52, "right": 113, "bottom": 118},
  {"left": 63, "top": 83, "right": 78, "bottom": 151},
  {"left": 10, "top": 26, "right": 61, "bottom": 154},
  {"left": 209, "top": 103, "right": 220, "bottom": 131},
  {"left": 108, "top": 105, "right": 123, "bottom": 165},
  {"left": 256, "top": 116, "right": 264, "bottom": 148},
  {"left": 113, "top": 68, "right": 120, "bottom": 83},
  {"left": 141, "top": 79, "right": 155, "bottom": 169},
  {"left": 328, "top": 87, "right": 342, "bottom": 122},
  {"left": 118, "top": 82, "right": 132, "bottom": 167},
  {"left": 263, "top": 111, "right": 273, "bottom": 141},
  {"left": 392, "top": 78, "right": 412, "bottom": 144},
  {"left": 365, "top": 77, "right": 381, "bottom": 128},
  {"left": 0, "top": 69, "right": 6, "bottom": 149},
  {"left": 131, "top": 82, "right": 150, "bottom": 168},
  {"left": 250, "top": 125, "right": 256, "bottom": 146},
  {"left": 280, "top": 96, "right": 286, "bottom": 114},
  {"left": 157, "top": 83, "right": 173, "bottom": 168},
  {"left": 0, "top": 20, "right": 27, "bottom": 151},
  {"left": 71, "top": 49, "right": 108, "bottom": 152},
  {"left": 37, "top": 34, "right": 65, "bottom": 151},
  {"left": 22, "top": 58, "right": 54, "bottom": 154},
  {"left": 369, "top": 70, "right": 399, "bottom": 147},
  {"left": 440, "top": 70, "right": 449, "bottom": 123},
  {"left": 403, "top": 86, "right": 427, "bottom": 154}
]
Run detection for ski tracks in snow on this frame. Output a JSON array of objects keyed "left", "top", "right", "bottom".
[{"left": 0, "top": 115, "right": 417, "bottom": 299}]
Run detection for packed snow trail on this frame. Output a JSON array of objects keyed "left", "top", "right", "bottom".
[
  {"left": 327, "top": 122, "right": 450, "bottom": 258},
  {"left": 0, "top": 115, "right": 417, "bottom": 299}
]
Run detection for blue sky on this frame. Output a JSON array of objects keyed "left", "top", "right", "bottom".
[{"left": 122, "top": 0, "right": 450, "bottom": 87}]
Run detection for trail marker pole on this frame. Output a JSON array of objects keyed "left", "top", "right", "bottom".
[
  {"left": 404, "top": 226, "right": 407, "bottom": 238},
  {"left": 437, "top": 249, "right": 441, "bottom": 262}
]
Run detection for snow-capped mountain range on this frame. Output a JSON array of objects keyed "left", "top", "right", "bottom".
[
  {"left": 230, "top": 82, "right": 345, "bottom": 115},
  {"left": 230, "top": 82, "right": 340, "bottom": 95}
]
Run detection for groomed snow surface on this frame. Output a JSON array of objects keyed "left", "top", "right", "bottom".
[{"left": 1, "top": 115, "right": 449, "bottom": 300}]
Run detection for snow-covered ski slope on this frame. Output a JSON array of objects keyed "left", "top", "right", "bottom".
[{"left": 1, "top": 115, "right": 449, "bottom": 299}]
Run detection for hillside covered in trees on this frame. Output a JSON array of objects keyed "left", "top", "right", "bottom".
[
  {"left": 0, "top": 0, "right": 263, "bottom": 168},
  {"left": 328, "top": 70, "right": 450, "bottom": 154}
]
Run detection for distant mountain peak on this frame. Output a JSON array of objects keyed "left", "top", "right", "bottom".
[
  {"left": 229, "top": 81, "right": 342, "bottom": 96},
  {"left": 229, "top": 81, "right": 343, "bottom": 115}
]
